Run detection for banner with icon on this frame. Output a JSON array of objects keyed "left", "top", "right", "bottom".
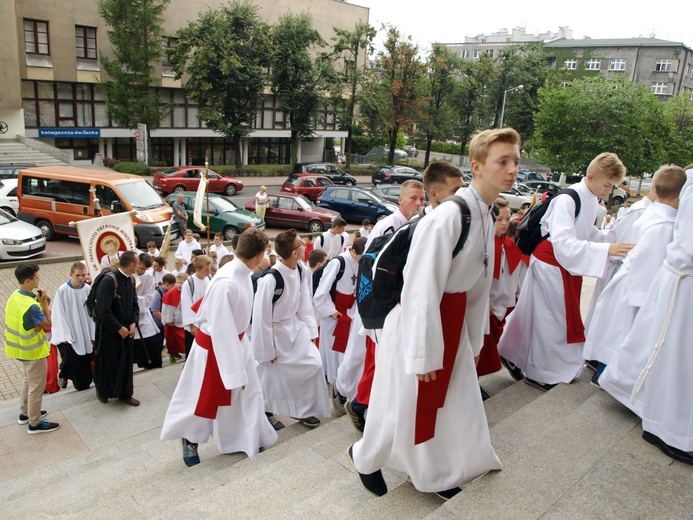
[{"left": 75, "top": 213, "right": 137, "bottom": 280}]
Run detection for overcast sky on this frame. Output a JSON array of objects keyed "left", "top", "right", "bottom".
[{"left": 352, "top": 0, "right": 693, "bottom": 53}]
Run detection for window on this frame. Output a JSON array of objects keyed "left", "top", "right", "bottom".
[
  {"left": 277, "top": 197, "right": 294, "bottom": 210},
  {"left": 563, "top": 59, "right": 578, "bottom": 70},
  {"left": 609, "top": 58, "right": 626, "bottom": 71},
  {"left": 75, "top": 26, "right": 97, "bottom": 59},
  {"left": 655, "top": 59, "right": 672, "bottom": 72},
  {"left": 461, "top": 50, "right": 469, "bottom": 59},
  {"left": 687, "top": 64, "right": 693, "bottom": 77},
  {"left": 24, "top": 19, "right": 49, "bottom": 55},
  {"left": 161, "top": 37, "right": 177, "bottom": 74},
  {"left": 585, "top": 58, "right": 601, "bottom": 70},
  {"left": 488, "top": 49, "right": 494, "bottom": 58},
  {"left": 547, "top": 57, "right": 557, "bottom": 68},
  {"left": 330, "top": 189, "right": 351, "bottom": 201},
  {"left": 472, "top": 49, "right": 482, "bottom": 60},
  {"left": 651, "top": 82, "right": 667, "bottom": 95}
]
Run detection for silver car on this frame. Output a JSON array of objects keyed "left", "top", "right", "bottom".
[{"left": 0, "top": 209, "right": 46, "bottom": 261}]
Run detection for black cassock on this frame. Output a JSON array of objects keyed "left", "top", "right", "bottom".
[{"left": 93, "top": 270, "right": 139, "bottom": 398}]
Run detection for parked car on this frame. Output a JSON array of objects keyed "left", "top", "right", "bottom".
[
  {"left": 556, "top": 173, "right": 628, "bottom": 205},
  {"left": 153, "top": 166, "right": 243, "bottom": 196},
  {"left": 403, "top": 145, "right": 419, "bottom": 157},
  {"left": 523, "top": 180, "right": 562, "bottom": 197},
  {"left": 165, "top": 192, "right": 264, "bottom": 240},
  {"left": 281, "top": 174, "right": 334, "bottom": 202},
  {"left": 498, "top": 187, "right": 533, "bottom": 211},
  {"left": 372, "top": 166, "right": 423, "bottom": 185},
  {"left": 244, "top": 192, "right": 339, "bottom": 233},
  {"left": 0, "top": 208, "right": 46, "bottom": 261},
  {"left": 291, "top": 163, "right": 357, "bottom": 186},
  {"left": 385, "top": 148, "right": 408, "bottom": 160},
  {"left": 516, "top": 170, "right": 546, "bottom": 182},
  {"left": 0, "top": 179, "right": 19, "bottom": 216},
  {"left": 514, "top": 182, "right": 535, "bottom": 196},
  {"left": 369, "top": 184, "right": 401, "bottom": 204},
  {"left": 0, "top": 163, "right": 36, "bottom": 180},
  {"left": 317, "top": 186, "right": 397, "bottom": 223}
]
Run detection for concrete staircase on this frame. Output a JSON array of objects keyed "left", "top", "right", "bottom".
[
  {"left": 0, "top": 140, "right": 68, "bottom": 166},
  {"left": 0, "top": 362, "right": 690, "bottom": 519}
]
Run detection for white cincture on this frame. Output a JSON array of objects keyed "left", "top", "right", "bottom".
[{"left": 630, "top": 262, "right": 693, "bottom": 403}]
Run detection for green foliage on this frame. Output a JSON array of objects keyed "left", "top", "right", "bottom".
[
  {"left": 98, "top": 0, "right": 171, "bottom": 135},
  {"left": 269, "top": 11, "right": 332, "bottom": 162},
  {"left": 113, "top": 162, "right": 151, "bottom": 175},
  {"left": 662, "top": 93, "right": 693, "bottom": 167},
  {"left": 532, "top": 75, "right": 668, "bottom": 175},
  {"left": 168, "top": 1, "right": 271, "bottom": 170},
  {"left": 428, "top": 141, "right": 460, "bottom": 154}
]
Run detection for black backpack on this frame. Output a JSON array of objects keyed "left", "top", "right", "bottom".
[
  {"left": 515, "top": 190, "right": 581, "bottom": 255},
  {"left": 312, "top": 255, "right": 346, "bottom": 297},
  {"left": 252, "top": 264, "right": 304, "bottom": 306},
  {"left": 357, "top": 195, "right": 472, "bottom": 330},
  {"left": 85, "top": 267, "right": 119, "bottom": 320}
]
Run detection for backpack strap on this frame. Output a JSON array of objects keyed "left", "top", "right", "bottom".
[
  {"left": 334, "top": 255, "right": 346, "bottom": 283},
  {"left": 261, "top": 269, "right": 285, "bottom": 304},
  {"left": 441, "top": 195, "right": 472, "bottom": 258},
  {"left": 562, "top": 189, "right": 582, "bottom": 218}
]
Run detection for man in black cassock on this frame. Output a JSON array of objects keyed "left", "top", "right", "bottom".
[{"left": 93, "top": 251, "right": 141, "bottom": 406}]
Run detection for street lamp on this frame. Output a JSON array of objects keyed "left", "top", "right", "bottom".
[{"left": 499, "top": 84, "right": 524, "bottom": 128}]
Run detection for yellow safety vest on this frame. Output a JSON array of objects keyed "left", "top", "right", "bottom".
[{"left": 4, "top": 291, "right": 49, "bottom": 361}]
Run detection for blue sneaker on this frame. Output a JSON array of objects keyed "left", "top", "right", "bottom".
[
  {"left": 18, "top": 410, "right": 47, "bottom": 425},
  {"left": 28, "top": 419, "right": 60, "bottom": 435},
  {"left": 181, "top": 439, "right": 200, "bottom": 467}
]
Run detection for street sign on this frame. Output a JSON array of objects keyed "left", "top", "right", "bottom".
[{"left": 135, "top": 123, "right": 148, "bottom": 165}]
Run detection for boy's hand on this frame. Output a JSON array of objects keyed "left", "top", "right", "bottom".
[
  {"left": 608, "top": 242, "right": 635, "bottom": 257},
  {"left": 417, "top": 371, "right": 437, "bottom": 382}
]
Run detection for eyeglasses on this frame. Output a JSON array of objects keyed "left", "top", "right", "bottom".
[{"left": 293, "top": 241, "right": 306, "bottom": 252}]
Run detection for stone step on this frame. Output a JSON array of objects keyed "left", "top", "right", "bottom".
[{"left": 0, "top": 141, "right": 68, "bottom": 166}]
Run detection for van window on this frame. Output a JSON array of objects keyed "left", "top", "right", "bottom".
[
  {"left": 95, "top": 184, "right": 122, "bottom": 208},
  {"left": 22, "top": 176, "right": 90, "bottom": 205},
  {"left": 116, "top": 180, "right": 165, "bottom": 210}
]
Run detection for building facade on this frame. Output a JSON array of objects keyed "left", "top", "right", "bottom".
[{"left": 0, "top": 0, "right": 369, "bottom": 166}]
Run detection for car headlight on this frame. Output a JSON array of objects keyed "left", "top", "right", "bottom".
[
  {"left": 2, "top": 239, "right": 23, "bottom": 245},
  {"left": 134, "top": 212, "right": 154, "bottom": 222}
]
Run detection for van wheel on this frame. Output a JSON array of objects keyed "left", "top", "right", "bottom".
[
  {"left": 308, "top": 220, "right": 324, "bottom": 233},
  {"left": 224, "top": 184, "right": 237, "bottom": 196},
  {"left": 36, "top": 219, "right": 55, "bottom": 241},
  {"left": 612, "top": 196, "right": 624, "bottom": 206},
  {"left": 173, "top": 185, "right": 186, "bottom": 193},
  {"left": 223, "top": 226, "right": 239, "bottom": 240}
]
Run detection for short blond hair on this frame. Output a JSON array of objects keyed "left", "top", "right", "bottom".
[
  {"left": 175, "top": 272, "right": 188, "bottom": 282},
  {"left": 653, "top": 164, "right": 687, "bottom": 200},
  {"left": 586, "top": 153, "right": 626, "bottom": 182},
  {"left": 469, "top": 128, "right": 521, "bottom": 165},
  {"left": 193, "top": 255, "right": 213, "bottom": 271},
  {"left": 401, "top": 179, "right": 424, "bottom": 195}
]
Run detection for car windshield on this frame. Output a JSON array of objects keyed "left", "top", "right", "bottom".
[
  {"left": 212, "top": 196, "right": 240, "bottom": 213},
  {"left": 296, "top": 195, "right": 315, "bottom": 209},
  {"left": 515, "top": 183, "right": 533, "bottom": 195},
  {"left": 0, "top": 207, "right": 16, "bottom": 224},
  {"left": 117, "top": 181, "right": 166, "bottom": 210},
  {"left": 159, "top": 167, "right": 179, "bottom": 176}
]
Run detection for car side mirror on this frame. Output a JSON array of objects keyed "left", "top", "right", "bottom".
[{"left": 111, "top": 201, "right": 123, "bottom": 213}]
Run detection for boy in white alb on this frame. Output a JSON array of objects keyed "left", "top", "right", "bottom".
[
  {"left": 175, "top": 229, "right": 201, "bottom": 267},
  {"left": 181, "top": 255, "right": 212, "bottom": 358},
  {"left": 161, "top": 229, "right": 277, "bottom": 467},
  {"left": 600, "top": 166, "right": 693, "bottom": 465},
  {"left": 583, "top": 165, "right": 686, "bottom": 380},
  {"left": 315, "top": 218, "right": 347, "bottom": 260},
  {"left": 498, "top": 153, "right": 634, "bottom": 391},
  {"left": 208, "top": 232, "right": 231, "bottom": 266},
  {"left": 349, "top": 129, "right": 519, "bottom": 500},
  {"left": 251, "top": 229, "right": 330, "bottom": 429},
  {"left": 314, "top": 238, "right": 366, "bottom": 389}
]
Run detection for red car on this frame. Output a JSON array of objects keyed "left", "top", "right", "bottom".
[
  {"left": 153, "top": 166, "right": 243, "bottom": 196},
  {"left": 281, "top": 174, "right": 334, "bottom": 202},
  {"left": 244, "top": 192, "right": 339, "bottom": 233}
]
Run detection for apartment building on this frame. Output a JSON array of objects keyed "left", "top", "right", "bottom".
[{"left": 0, "top": 0, "right": 369, "bottom": 166}]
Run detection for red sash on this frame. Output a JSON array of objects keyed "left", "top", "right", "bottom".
[
  {"left": 332, "top": 291, "right": 356, "bottom": 353},
  {"left": 194, "top": 330, "right": 245, "bottom": 419},
  {"left": 415, "top": 292, "right": 467, "bottom": 445},
  {"left": 533, "top": 240, "right": 585, "bottom": 343}
]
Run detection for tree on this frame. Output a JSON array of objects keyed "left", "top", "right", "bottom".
[
  {"left": 419, "top": 44, "right": 460, "bottom": 167},
  {"left": 662, "top": 92, "right": 693, "bottom": 167},
  {"left": 98, "top": 0, "right": 171, "bottom": 163},
  {"left": 167, "top": 1, "right": 271, "bottom": 170},
  {"left": 371, "top": 26, "right": 426, "bottom": 165},
  {"left": 330, "top": 22, "right": 377, "bottom": 167},
  {"left": 269, "top": 12, "right": 333, "bottom": 163},
  {"left": 531, "top": 76, "right": 668, "bottom": 176}
]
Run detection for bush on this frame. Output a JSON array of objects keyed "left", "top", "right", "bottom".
[
  {"left": 103, "top": 156, "right": 120, "bottom": 168},
  {"left": 113, "top": 162, "right": 150, "bottom": 175},
  {"left": 429, "top": 141, "right": 462, "bottom": 155}
]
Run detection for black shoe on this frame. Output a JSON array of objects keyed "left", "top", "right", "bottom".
[
  {"left": 28, "top": 420, "right": 60, "bottom": 435},
  {"left": 58, "top": 378, "right": 68, "bottom": 389},
  {"left": 589, "top": 371, "right": 603, "bottom": 390},
  {"left": 480, "top": 386, "right": 490, "bottom": 401},
  {"left": 584, "top": 360, "right": 600, "bottom": 374},
  {"left": 292, "top": 416, "right": 321, "bottom": 428},
  {"left": 96, "top": 391, "right": 108, "bottom": 403},
  {"left": 524, "top": 378, "right": 557, "bottom": 392},
  {"left": 642, "top": 431, "right": 693, "bottom": 465},
  {"left": 265, "top": 412, "right": 285, "bottom": 431},
  {"left": 348, "top": 444, "right": 387, "bottom": 496},
  {"left": 329, "top": 381, "right": 347, "bottom": 416},
  {"left": 345, "top": 400, "right": 366, "bottom": 433},
  {"left": 500, "top": 356, "right": 525, "bottom": 381},
  {"left": 181, "top": 438, "right": 200, "bottom": 467},
  {"left": 436, "top": 487, "right": 462, "bottom": 501},
  {"left": 18, "top": 410, "right": 47, "bottom": 425}
]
